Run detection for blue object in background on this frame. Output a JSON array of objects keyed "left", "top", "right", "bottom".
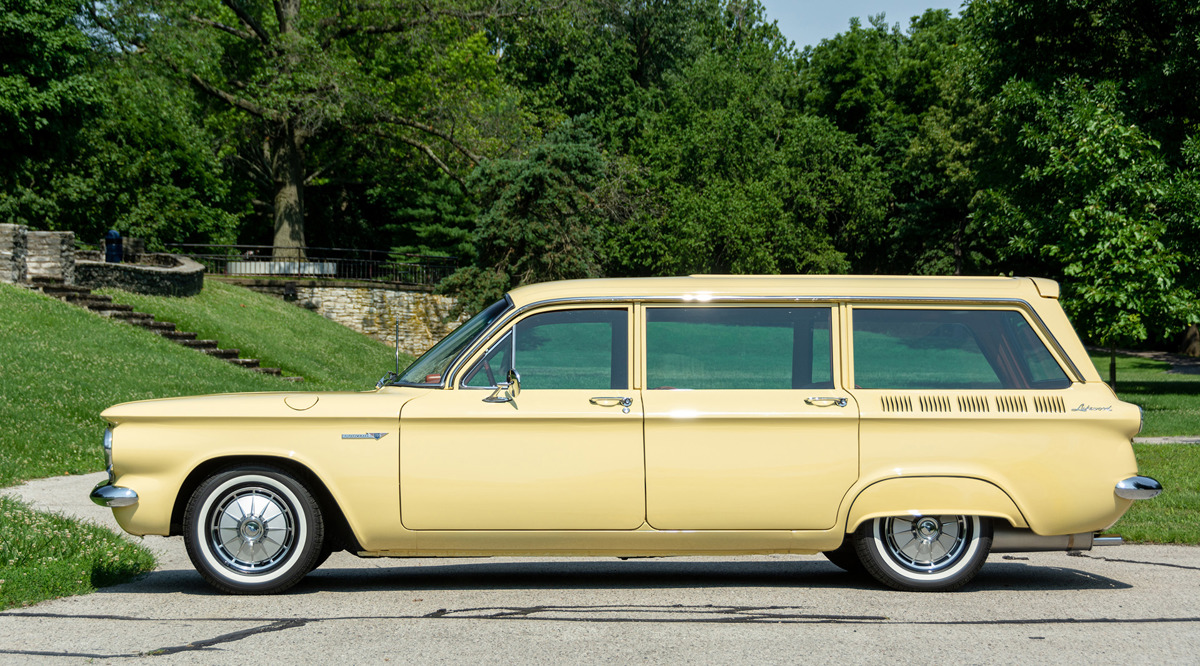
[{"left": 104, "top": 230, "right": 123, "bottom": 263}]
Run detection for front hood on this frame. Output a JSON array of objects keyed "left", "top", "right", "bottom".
[{"left": 101, "top": 386, "right": 431, "bottom": 423}]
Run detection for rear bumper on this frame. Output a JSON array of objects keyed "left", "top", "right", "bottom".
[
  {"left": 90, "top": 480, "right": 139, "bottom": 508},
  {"left": 1115, "top": 476, "right": 1163, "bottom": 500}
]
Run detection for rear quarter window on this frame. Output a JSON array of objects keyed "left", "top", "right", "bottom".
[{"left": 852, "top": 308, "right": 1071, "bottom": 390}]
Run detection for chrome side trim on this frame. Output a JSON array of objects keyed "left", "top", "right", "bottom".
[
  {"left": 90, "top": 480, "right": 138, "bottom": 508},
  {"left": 1116, "top": 476, "right": 1163, "bottom": 500},
  {"left": 991, "top": 525, "right": 1094, "bottom": 552}
]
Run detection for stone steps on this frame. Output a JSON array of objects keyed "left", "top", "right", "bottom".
[{"left": 29, "top": 278, "right": 302, "bottom": 382}]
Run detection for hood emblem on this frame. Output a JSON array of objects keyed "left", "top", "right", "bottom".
[{"left": 342, "top": 432, "right": 388, "bottom": 440}]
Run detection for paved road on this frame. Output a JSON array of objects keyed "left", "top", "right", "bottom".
[{"left": 2, "top": 473, "right": 1199, "bottom": 664}]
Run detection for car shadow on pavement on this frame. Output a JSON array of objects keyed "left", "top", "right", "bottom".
[
  {"left": 93, "top": 557, "right": 1131, "bottom": 597},
  {"left": 285, "top": 559, "right": 1132, "bottom": 594}
]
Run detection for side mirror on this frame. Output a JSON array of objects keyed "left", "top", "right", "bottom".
[
  {"left": 506, "top": 368, "right": 521, "bottom": 399},
  {"left": 483, "top": 368, "right": 522, "bottom": 403}
]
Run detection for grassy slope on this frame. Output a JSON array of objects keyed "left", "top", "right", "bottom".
[
  {"left": 101, "top": 280, "right": 404, "bottom": 390},
  {"left": 0, "top": 281, "right": 399, "bottom": 608}
]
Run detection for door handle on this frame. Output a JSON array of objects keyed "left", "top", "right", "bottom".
[
  {"left": 590, "top": 396, "right": 633, "bottom": 413},
  {"left": 805, "top": 396, "right": 848, "bottom": 408}
]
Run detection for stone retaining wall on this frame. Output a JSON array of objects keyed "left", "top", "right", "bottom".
[
  {"left": 76, "top": 253, "right": 206, "bottom": 296},
  {"left": 25, "top": 231, "right": 74, "bottom": 283},
  {"left": 0, "top": 224, "right": 28, "bottom": 284},
  {"left": 217, "top": 278, "right": 465, "bottom": 356}
]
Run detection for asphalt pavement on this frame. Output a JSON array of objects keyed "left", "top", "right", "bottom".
[{"left": 2, "top": 473, "right": 1198, "bottom": 664}]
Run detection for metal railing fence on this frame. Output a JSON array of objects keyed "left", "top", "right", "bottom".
[{"left": 165, "top": 244, "right": 459, "bottom": 286}]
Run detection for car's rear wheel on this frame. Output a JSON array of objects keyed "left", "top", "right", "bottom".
[
  {"left": 854, "top": 515, "right": 991, "bottom": 592},
  {"left": 184, "top": 465, "right": 324, "bottom": 594}
]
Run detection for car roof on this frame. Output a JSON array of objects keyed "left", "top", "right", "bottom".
[{"left": 505, "top": 275, "right": 1055, "bottom": 309}]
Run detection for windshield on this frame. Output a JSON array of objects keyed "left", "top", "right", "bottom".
[{"left": 394, "top": 298, "right": 511, "bottom": 385}]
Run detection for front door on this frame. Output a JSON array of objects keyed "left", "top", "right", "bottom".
[
  {"left": 400, "top": 306, "right": 645, "bottom": 530},
  {"left": 641, "top": 305, "right": 859, "bottom": 530}
]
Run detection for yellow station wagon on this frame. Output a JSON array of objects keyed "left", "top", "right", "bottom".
[{"left": 91, "top": 275, "right": 1162, "bottom": 593}]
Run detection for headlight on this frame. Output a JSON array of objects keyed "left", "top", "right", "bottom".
[{"left": 103, "top": 428, "right": 114, "bottom": 482}]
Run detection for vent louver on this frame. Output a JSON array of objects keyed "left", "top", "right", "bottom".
[
  {"left": 881, "top": 396, "right": 913, "bottom": 412},
  {"left": 1034, "top": 396, "right": 1066, "bottom": 413},
  {"left": 995, "top": 396, "right": 1028, "bottom": 413},
  {"left": 919, "top": 396, "right": 952, "bottom": 412},
  {"left": 958, "top": 396, "right": 990, "bottom": 413}
]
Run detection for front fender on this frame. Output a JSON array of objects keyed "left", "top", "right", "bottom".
[{"left": 845, "top": 476, "right": 1028, "bottom": 533}]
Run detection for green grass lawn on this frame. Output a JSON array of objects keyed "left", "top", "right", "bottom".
[
  {"left": 1090, "top": 352, "right": 1200, "bottom": 437},
  {"left": 1085, "top": 352, "right": 1200, "bottom": 544},
  {"left": 100, "top": 280, "right": 403, "bottom": 390},
  {"left": 0, "top": 280, "right": 403, "bottom": 608}
]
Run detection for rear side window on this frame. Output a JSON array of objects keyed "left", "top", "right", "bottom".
[
  {"left": 852, "top": 309, "right": 1070, "bottom": 390},
  {"left": 646, "top": 307, "right": 833, "bottom": 390}
]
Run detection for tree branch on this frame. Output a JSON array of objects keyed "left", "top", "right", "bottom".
[
  {"left": 368, "top": 128, "right": 466, "bottom": 188},
  {"left": 189, "top": 73, "right": 282, "bottom": 121},
  {"left": 220, "top": 0, "right": 274, "bottom": 49},
  {"left": 377, "top": 114, "right": 481, "bottom": 165},
  {"left": 189, "top": 15, "right": 256, "bottom": 42},
  {"left": 322, "top": 4, "right": 559, "bottom": 46}
]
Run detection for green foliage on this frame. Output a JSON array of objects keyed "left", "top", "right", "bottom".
[
  {"left": 990, "top": 80, "right": 1195, "bottom": 347},
  {"left": 0, "top": 496, "right": 156, "bottom": 609},
  {"left": 440, "top": 120, "right": 608, "bottom": 313}
]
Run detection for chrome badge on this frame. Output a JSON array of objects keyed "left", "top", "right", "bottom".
[{"left": 341, "top": 433, "right": 388, "bottom": 440}]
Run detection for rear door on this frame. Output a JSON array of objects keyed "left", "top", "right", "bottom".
[{"left": 641, "top": 305, "right": 860, "bottom": 530}]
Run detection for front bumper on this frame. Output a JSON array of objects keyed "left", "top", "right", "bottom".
[
  {"left": 1115, "top": 476, "right": 1164, "bottom": 500},
  {"left": 90, "top": 480, "right": 138, "bottom": 508}
]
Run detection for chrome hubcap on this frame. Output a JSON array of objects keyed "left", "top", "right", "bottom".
[
  {"left": 882, "top": 515, "right": 970, "bottom": 573},
  {"left": 209, "top": 487, "right": 295, "bottom": 574}
]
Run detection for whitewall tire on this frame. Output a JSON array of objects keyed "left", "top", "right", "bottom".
[
  {"left": 184, "top": 466, "right": 324, "bottom": 594},
  {"left": 854, "top": 515, "right": 992, "bottom": 592}
]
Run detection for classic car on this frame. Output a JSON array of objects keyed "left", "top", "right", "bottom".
[{"left": 91, "top": 275, "right": 1163, "bottom": 593}]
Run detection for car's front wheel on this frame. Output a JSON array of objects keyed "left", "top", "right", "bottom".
[
  {"left": 854, "top": 515, "right": 991, "bottom": 592},
  {"left": 184, "top": 466, "right": 324, "bottom": 594}
]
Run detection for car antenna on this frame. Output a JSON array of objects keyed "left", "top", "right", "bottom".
[{"left": 394, "top": 319, "right": 400, "bottom": 375}]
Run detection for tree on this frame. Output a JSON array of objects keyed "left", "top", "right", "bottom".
[
  {"left": 90, "top": 0, "right": 535, "bottom": 257},
  {"left": 439, "top": 120, "right": 608, "bottom": 314},
  {"left": 974, "top": 79, "right": 1197, "bottom": 384},
  {"left": 0, "top": 0, "right": 99, "bottom": 226}
]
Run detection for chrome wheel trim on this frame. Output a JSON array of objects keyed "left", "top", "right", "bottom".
[
  {"left": 192, "top": 474, "right": 310, "bottom": 585},
  {"left": 882, "top": 515, "right": 969, "bottom": 573},
  {"left": 209, "top": 486, "right": 295, "bottom": 574},
  {"left": 870, "top": 515, "right": 984, "bottom": 583}
]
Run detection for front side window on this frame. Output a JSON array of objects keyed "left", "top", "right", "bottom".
[
  {"left": 852, "top": 308, "right": 1071, "bottom": 390},
  {"left": 463, "top": 309, "right": 628, "bottom": 390},
  {"left": 645, "top": 307, "right": 833, "bottom": 390}
]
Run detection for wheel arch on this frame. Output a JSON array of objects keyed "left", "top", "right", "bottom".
[
  {"left": 845, "top": 476, "right": 1029, "bottom": 533},
  {"left": 169, "top": 455, "right": 360, "bottom": 552}
]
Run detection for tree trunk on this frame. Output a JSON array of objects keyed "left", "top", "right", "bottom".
[
  {"left": 1182, "top": 324, "right": 1200, "bottom": 357},
  {"left": 1109, "top": 346, "right": 1117, "bottom": 392},
  {"left": 272, "top": 122, "right": 306, "bottom": 260}
]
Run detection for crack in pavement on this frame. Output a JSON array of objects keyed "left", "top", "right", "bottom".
[
  {"left": 1069, "top": 552, "right": 1200, "bottom": 571},
  {"left": 4, "top": 602, "right": 1200, "bottom": 659}
]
